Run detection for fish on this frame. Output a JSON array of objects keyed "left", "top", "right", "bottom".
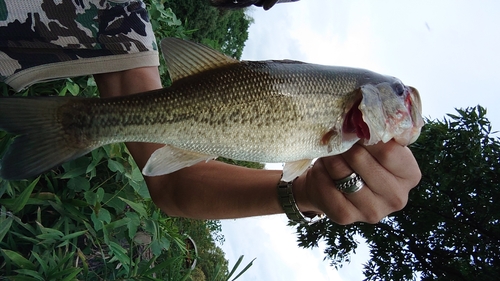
[{"left": 0, "top": 37, "right": 424, "bottom": 181}]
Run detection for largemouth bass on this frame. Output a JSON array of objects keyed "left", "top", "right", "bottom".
[{"left": 0, "top": 38, "right": 423, "bottom": 181}]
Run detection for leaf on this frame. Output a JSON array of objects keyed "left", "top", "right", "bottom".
[
  {"left": 77, "top": 248, "right": 89, "bottom": 277},
  {"left": 129, "top": 179, "right": 150, "bottom": 199},
  {"left": 91, "top": 211, "right": 102, "bottom": 231},
  {"left": 60, "top": 157, "right": 90, "bottom": 179},
  {"left": 96, "top": 208, "right": 111, "bottom": 224},
  {"left": 108, "top": 241, "right": 131, "bottom": 270},
  {"left": 129, "top": 165, "right": 145, "bottom": 182},
  {"left": 103, "top": 217, "right": 130, "bottom": 233},
  {"left": 12, "top": 269, "right": 44, "bottom": 281},
  {"left": 126, "top": 212, "right": 141, "bottom": 240},
  {"left": 102, "top": 193, "right": 126, "bottom": 213},
  {"left": 119, "top": 197, "right": 147, "bottom": 218},
  {"left": 230, "top": 257, "right": 256, "bottom": 281},
  {"left": 0, "top": 216, "right": 13, "bottom": 242},
  {"left": 5, "top": 177, "right": 39, "bottom": 213},
  {"left": 150, "top": 239, "right": 163, "bottom": 257},
  {"left": 159, "top": 237, "right": 171, "bottom": 251},
  {"left": 66, "top": 81, "right": 80, "bottom": 96},
  {"left": 60, "top": 268, "right": 82, "bottom": 281},
  {"left": 1, "top": 249, "right": 36, "bottom": 270},
  {"left": 96, "top": 188, "right": 105, "bottom": 203},
  {"left": 84, "top": 190, "right": 97, "bottom": 206},
  {"left": 108, "top": 159, "right": 124, "bottom": 173},
  {"left": 49, "top": 267, "right": 82, "bottom": 281},
  {"left": 3, "top": 275, "right": 40, "bottom": 281},
  {"left": 104, "top": 143, "right": 124, "bottom": 159},
  {"left": 30, "top": 252, "right": 48, "bottom": 276},
  {"left": 36, "top": 231, "right": 63, "bottom": 241},
  {"left": 67, "top": 176, "right": 90, "bottom": 192},
  {"left": 60, "top": 230, "right": 87, "bottom": 241},
  {"left": 10, "top": 232, "right": 39, "bottom": 244}
]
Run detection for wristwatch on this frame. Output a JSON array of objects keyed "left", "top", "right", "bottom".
[{"left": 277, "top": 180, "right": 325, "bottom": 225}]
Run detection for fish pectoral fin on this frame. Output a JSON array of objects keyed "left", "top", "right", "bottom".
[
  {"left": 160, "top": 38, "right": 238, "bottom": 82},
  {"left": 282, "top": 159, "right": 314, "bottom": 182},
  {"left": 143, "top": 145, "right": 217, "bottom": 177}
]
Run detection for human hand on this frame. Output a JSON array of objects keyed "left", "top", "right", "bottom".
[{"left": 293, "top": 140, "right": 421, "bottom": 225}]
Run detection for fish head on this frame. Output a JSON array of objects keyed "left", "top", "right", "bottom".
[{"left": 356, "top": 79, "right": 424, "bottom": 146}]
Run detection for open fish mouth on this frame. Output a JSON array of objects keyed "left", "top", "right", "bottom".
[{"left": 342, "top": 98, "right": 370, "bottom": 140}]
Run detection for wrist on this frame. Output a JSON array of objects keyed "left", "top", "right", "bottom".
[
  {"left": 292, "top": 174, "right": 323, "bottom": 216},
  {"left": 277, "top": 175, "right": 325, "bottom": 225}
]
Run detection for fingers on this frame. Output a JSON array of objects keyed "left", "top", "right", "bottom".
[
  {"left": 343, "top": 141, "right": 420, "bottom": 198},
  {"left": 300, "top": 141, "right": 421, "bottom": 225},
  {"left": 361, "top": 141, "right": 421, "bottom": 187}
]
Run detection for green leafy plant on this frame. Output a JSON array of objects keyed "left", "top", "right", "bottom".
[
  {"left": 0, "top": 78, "right": 205, "bottom": 280},
  {"left": 208, "top": 255, "right": 255, "bottom": 281},
  {"left": 1, "top": 2, "right": 256, "bottom": 280}
]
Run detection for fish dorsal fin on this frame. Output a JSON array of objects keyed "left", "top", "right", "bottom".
[
  {"left": 143, "top": 145, "right": 217, "bottom": 177},
  {"left": 160, "top": 37, "right": 238, "bottom": 82}
]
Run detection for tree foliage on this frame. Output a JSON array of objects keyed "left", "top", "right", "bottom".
[
  {"left": 165, "top": 0, "right": 252, "bottom": 59},
  {"left": 293, "top": 106, "right": 500, "bottom": 281}
]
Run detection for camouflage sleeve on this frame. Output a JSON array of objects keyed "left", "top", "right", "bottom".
[{"left": 0, "top": 0, "right": 159, "bottom": 92}]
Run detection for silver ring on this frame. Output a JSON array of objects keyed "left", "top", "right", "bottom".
[{"left": 334, "top": 173, "right": 364, "bottom": 194}]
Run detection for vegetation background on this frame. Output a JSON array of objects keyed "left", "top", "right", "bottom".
[
  {"left": 0, "top": 1, "right": 255, "bottom": 280},
  {"left": 1, "top": 0, "right": 499, "bottom": 281},
  {"left": 292, "top": 106, "right": 500, "bottom": 281}
]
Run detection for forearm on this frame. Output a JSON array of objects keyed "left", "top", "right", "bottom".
[
  {"left": 124, "top": 142, "right": 284, "bottom": 219},
  {"left": 126, "top": 142, "right": 285, "bottom": 219},
  {"left": 144, "top": 159, "right": 284, "bottom": 219}
]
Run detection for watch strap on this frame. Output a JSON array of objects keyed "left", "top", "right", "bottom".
[{"left": 277, "top": 180, "right": 325, "bottom": 225}]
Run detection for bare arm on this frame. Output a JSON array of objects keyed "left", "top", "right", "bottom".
[{"left": 94, "top": 67, "right": 421, "bottom": 223}]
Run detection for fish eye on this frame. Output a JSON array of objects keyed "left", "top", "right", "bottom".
[{"left": 393, "top": 82, "right": 405, "bottom": 96}]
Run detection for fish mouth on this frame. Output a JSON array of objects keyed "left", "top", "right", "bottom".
[
  {"left": 342, "top": 98, "right": 370, "bottom": 140},
  {"left": 346, "top": 83, "right": 424, "bottom": 147},
  {"left": 391, "top": 85, "right": 423, "bottom": 145}
]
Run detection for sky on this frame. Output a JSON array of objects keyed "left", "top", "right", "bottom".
[{"left": 220, "top": 0, "right": 500, "bottom": 281}]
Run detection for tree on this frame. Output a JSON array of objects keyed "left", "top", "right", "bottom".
[
  {"left": 166, "top": 0, "right": 252, "bottom": 59},
  {"left": 293, "top": 106, "right": 500, "bottom": 280}
]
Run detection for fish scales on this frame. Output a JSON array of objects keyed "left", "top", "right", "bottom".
[
  {"left": 64, "top": 61, "right": 382, "bottom": 162},
  {"left": 0, "top": 37, "right": 423, "bottom": 180}
]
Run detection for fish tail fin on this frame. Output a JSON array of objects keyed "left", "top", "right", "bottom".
[{"left": 0, "top": 97, "right": 92, "bottom": 180}]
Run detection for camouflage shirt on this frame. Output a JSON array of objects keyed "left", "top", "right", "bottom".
[{"left": 0, "top": 0, "right": 159, "bottom": 91}]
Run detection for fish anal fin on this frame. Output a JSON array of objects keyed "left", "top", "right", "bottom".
[
  {"left": 160, "top": 38, "right": 238, "bottom": 82},
  {"left": 143, "top": 145, "right": 217, "bottom": 176},
  {"left": 282, "top": 159, "right": 314, "bottom": 182}
]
